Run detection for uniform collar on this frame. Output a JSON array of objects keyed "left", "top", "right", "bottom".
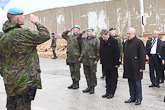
[{"left": 73, "top": 33, "right": 79, "bottom": 36}]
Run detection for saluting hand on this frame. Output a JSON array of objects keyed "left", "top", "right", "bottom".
[
  {"left": 68, "top": 27, "right": 74, "bottom": 32},
  {"left": 162, "top": 60, "right": 165, "bottom": 65},
  {"left": 30, "top": 14, "right": 39, "bottom": 24},
  {"left": 80, "top": 30, "right": 86, "bottom": 35}
]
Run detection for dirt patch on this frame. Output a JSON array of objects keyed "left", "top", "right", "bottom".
[
  {"left": 37, "top": 37, "right": 149, "bottom": 58},
  {"left": 37, "top": 39, "right": 67, "bottom": 59}
]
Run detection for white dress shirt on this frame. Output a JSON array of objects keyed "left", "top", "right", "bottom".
[{"left": 150, "top": 38, "right": 158, "bottom": 54}]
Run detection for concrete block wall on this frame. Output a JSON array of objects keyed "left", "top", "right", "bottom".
[{"left": 24, "top": 0, "right": 165, "bottom": 38}]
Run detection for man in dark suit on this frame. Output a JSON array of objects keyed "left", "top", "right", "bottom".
[
  {"left": 100, "top": 29, "right": 120, "bottom": 99},
  {"left": 146, "top": 30, "right": 161, "bottom": 88},
  {"left": 123, "top": 27, "right": 146, "bottom": 105}
]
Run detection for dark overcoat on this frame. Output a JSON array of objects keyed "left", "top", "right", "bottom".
[
  {"left": 123, "top": 36, "right": 146, "bottom": 80},
  {"left": 100, "top": 35, "right": 120, "bottom": 71}
]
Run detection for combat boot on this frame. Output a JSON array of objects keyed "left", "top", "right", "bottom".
[
  {"left": 72, "top": 81, "right": 79, "bottom": 89},
  {"left": 55, "top": 55, "right": 58, "bottom": 59},
  {"left": 82, "top": 86, "right": 91, "bottom": 93},
  {"left": 68, "top": 79, "right": 75, "bottom": 89},
  {"left": 89, "top": 86, "right": 95, "bottom": 94}
]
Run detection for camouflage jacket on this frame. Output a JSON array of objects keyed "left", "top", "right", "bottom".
[
  {"left": 51, "top": 37, "right": 56, "bottom": 48},
  {"left": 80, "top": 36, "right": 100, "bottom": 66},
  {"left": 0, "top": 20, "right": 50, "bottom": 96},
  {"left": 113, "top": 35, "right": 123, "bottom": 55},
  {"left": 62, "top": 30, "right": 82, "bottom": 64}
]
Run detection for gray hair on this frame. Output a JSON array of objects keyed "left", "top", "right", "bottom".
[
  {"left": 127, "top": 27, "right": 136, "bottom": 34},
  {"left": 100, "top": 29, "right": 109, "bottom": 36}
]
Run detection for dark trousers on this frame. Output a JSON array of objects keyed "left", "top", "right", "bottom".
[
  {"left": 105, "top": 68, "right": 118, "bottom": 95},
  {"left": 6, "top": 95, "right": 31, "bottom": 110},
  {"left": 160, "top": 65, "right": 165, "bottom": 82},
  {"left": 102, "top": 64, "right": 105, "bottom": 76},
  {"left": 149, "top": 55, "right": 161, "bottom": 85},
  {"left": 128, "top": 79, "right": 142, "bottom": 101}
]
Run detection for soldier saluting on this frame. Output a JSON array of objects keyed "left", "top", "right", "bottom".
[
  {"left": 62, "top": 25, "right": 82, "bottom": 89},
  {"left": 0, "top": 7, "right": 50, "bottom": 109},
  {"left": 79, "top": 27, "right": 100, "bottom": 94}
]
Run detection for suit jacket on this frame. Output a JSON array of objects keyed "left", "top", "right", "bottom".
[
  {"left": 100, "top": 35, "right": 120, "bottom": 71},
  {"left": 146, "top": 38, "right": 161, "bottom": 56}
]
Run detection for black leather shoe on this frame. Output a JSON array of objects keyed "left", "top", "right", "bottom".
[
  {"left": 125, "top": 99, "right": 136, "bottom": 103},
  {"left": 155, "top": 84, "right": 160, "bottom": 88},
  {"left": 72, "top": 81, "right": 79, "bottom": 89},
  {"left": 107, "top": 94, "right": 114, "bottom": 99},
  {"left": 89, "top": 87, "right": 95, "bottom": 94},
  {"left": 82, "top": 87, "right": 90, "bottom": 93},
  {"left": 160, "top": 81, "right": 164, "bottom": 83},
  {"left": 149, "top": 84, "right": 155, "bottom": 87},
  {"left": 135, "top": 100, "right": 141, "bottom": 105},
  {"left": 52, "top": 57, "right": 56, "bottom": 59},
  {"left": 100, "top": 75, "right": 105, "bottom": 79},
  {"left": 102, "top": 93, "right": 109, "bottom": 98}
]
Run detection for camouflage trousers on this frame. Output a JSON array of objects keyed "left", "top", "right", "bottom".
[
  {"left": 52, "top": 47, "right": 56, "bottom": 57},
  {"left": 68, "top": 63, "right": 81, "bottom": 81},
  {"left": 83, "top": 64, "right": 97, "bottom": 87},
  {"left": 6, "top": 95, "right": 31, "bottom": 110}
]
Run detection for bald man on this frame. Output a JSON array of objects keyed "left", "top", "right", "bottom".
[{"left": 146, "top": 30, "right": 161, "bottom": 88}]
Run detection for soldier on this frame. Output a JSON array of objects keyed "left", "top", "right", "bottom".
[
  {"left": 51, "top": 33, "right": 58, "bottom": 59},
  {"left": 79, "top": 27, "right": 100, "bottom": 94},
  {"left": 62, "top": 25, "right": 82, "bottom": 89},
  {"left": 0, "top": 8, "right": 50, "bottom": 110},
  {"left": 109, "top": 28, "right": 123, "bottom": 64}
]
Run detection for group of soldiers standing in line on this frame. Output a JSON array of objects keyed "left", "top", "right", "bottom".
[
  {"left": 57, "top": 25, "right": 165, "bottom": 105},
  {"left": 0, "top": 7, "right": 165, "bottom": 110}
]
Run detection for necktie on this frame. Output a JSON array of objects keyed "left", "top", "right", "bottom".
[{"left": 151, "top": 38, "right": 156, "bottom": 48}]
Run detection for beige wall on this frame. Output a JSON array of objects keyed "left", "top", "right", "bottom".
[{"left": 24, "top": 0, "right": 165, "bottom": 37}]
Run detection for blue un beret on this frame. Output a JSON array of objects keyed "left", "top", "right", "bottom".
[
  {"left": 73, "top": 25, "right": 81, "bottom": 29},
  {"left": 7, "top": 7, "right": 24, "bottom": 15},
  {"left": 87, "top": 27, "right": 94, "bottom": 31}
]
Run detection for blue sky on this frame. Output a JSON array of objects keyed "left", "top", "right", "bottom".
[{"left": 0, "top": 0, "right": 111, "bottom": 31}]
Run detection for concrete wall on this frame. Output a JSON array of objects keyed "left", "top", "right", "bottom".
[
  {"left": 143, "top": 0, "right": 165, "bottom": 33},
  {"left": 24, "top": 0, "right": 165, "bottom": 37}
]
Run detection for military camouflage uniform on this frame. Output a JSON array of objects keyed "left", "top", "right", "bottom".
[
  {"left": 0, "top": 20, "right": 50, "bottom": 109},
  {"left": 62, "top": 30, "right": 82, "bottom": 81},
  {"left": 80, "top": 36, "right": 100, "bottom": 87},
  {"left": 51, "top": 37, "right": 57, "bottom": 58},
  {"left": 113, "top": 35, "right": 123, "bottom": 58}
]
